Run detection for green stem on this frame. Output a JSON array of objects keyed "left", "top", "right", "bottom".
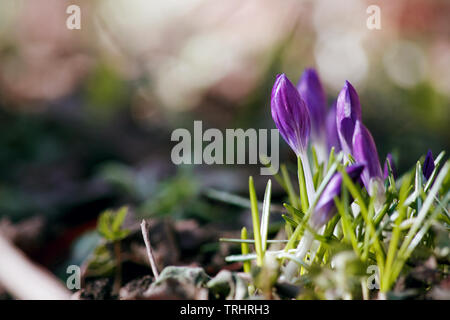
[
  {"left": 299, "top": 153, "right": 315, "bottom": 206},
  {"left": 297, "top": 156, "right": 309, "bottom": 212}
]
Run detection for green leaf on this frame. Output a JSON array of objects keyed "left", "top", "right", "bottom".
[
  {"left": 97, "top": 210, "right": 114, "bottom": 240},
  {"left": 240, "top": 227, "right": 251, "bottom": 273},
  {"left": 97, "top": 207, "right": 131, "bottom": 242},
  {"left": 225, "top": 253, "right": 258, "bottom": 263},
  {"left": 284, "top": 159, "right": 340, "bottom": 254},
  {"left": 277, "top": 253, "right": 310, "bottom": 270},
  {"left": 249, "top": 176, "right": 263, "bottom": 266},
  {"left": 283, "top": 203, "right": 304, "bottom": 221},
  {"left": 260, "top": 179, "right": 272, "bottom": 253},
  {"left": 424, "top": 150, "right": 446, "bottom": 192},
  {"left": 282, "top": 214, "right": 298, "bottom": 228},
  {"left": 414, "top": 161, "right": 423, "bottom": 215},
  {"left": 340, "top": 168, "right": 386, "bottom": 276},
  {"left": 112, "top": 206, "right": 128, "bottom": 232},
  {"left": 86, "top": 244, "right": 116, "bottom": 277},
  {"left": 219, "top": 238, "right": 288, "bottom": 244},
  {"left": 326, "top": 147, "right": 336, "bottom": 172}
]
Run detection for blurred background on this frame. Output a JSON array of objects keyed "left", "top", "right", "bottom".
[{"left": 0, "top": 0, "right": 448, "bottom": 290}]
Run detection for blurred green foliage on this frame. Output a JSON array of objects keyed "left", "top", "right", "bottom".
[
  {"left": 84, "top": 64, "right": 129, "bottom": 120},
  {"left": 97, "top": 206, "right": 130, "bottom": 242}
]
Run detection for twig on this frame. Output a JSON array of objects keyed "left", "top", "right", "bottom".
[
  {"left": 0, "top": 233, "right": 71, "bottom": 300},
  {"left": 140, "top": 220, "right": 159, "bottom": 280}
]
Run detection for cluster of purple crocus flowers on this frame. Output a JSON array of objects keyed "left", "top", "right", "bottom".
[{"left": 270, "top": 68, "right": 435, "bottom": 229}]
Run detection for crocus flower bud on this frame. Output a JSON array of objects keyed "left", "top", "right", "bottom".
[
  {"left": 311, "top": 164, "right": 364, "bottom": 228},
  {"left": 271, "top": 74, "right": 311, "bottom": 156},
  {"left": 352, "top": 120, "right": 383, "bottom": 195},
  {"left": 423, "top": 150, "right": 435, "bottom": 180},
  {"left": 326, "top": 102, "right": 341, "bottom": 152},
  {"left": 383, "top": 153, "right": 397, "bottom": 179},
  {"left": 336, "top": 81, "right": 362, "bottom": 155},
  {"left": 297, "top": 68, "right": 327, "bottom": 143}
]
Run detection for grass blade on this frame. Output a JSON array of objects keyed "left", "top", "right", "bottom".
[
  {"left": 260, "top": 179, "right": 272, "bottom": 253},
  {"left": 249, "top": 176, "right": 263, "bottom": 266}
]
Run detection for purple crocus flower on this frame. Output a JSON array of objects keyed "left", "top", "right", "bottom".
[
  {"left": 423, "top": 150, "right": 435, "bottom": 180},
  {"left": 326, "top": 102, "right": 341, "bottom": 153},
  {"left": 296, "top": 68, "right": 327, "bottom": 144},
  {"left": 271, "top": 74, "right": 311, "bottom": 156},
  {"left": 383, "top": 153, "right": 397, "bottom": 179},
  {"left": 311, "top": 163, "right": 365, "bottom": 228},
  {"left": 336, "top": 81, "right": 362, "bottom": 155},
  {"left": 352, "top": 120, "right": 383, "bottom": 195}
]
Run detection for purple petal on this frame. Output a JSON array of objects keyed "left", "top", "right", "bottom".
[
  {"left": 383, "top": 153, "right": 397, "bottom": 179},
  {"left": 336, "top": 81, "right": 362, "bottom": 154},
  {"left": 297, "top": 68, "right": 327, "bottom": 142},
  {"left": 311, "top": 163, "right": 365, "bottom": 228},
  {"left": 326, "top": 102, "right": 341, "bottom": 152},
  {"left": 423, "top": 149, "right": 435, "bottom": 180},
  {"left": 352, "top": 120, "right": 382, "bottom": 192},
  {"left": 271, "top": 74, "right": 311, "bottom": 155}
]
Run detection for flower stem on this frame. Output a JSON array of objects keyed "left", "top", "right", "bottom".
[
  {"left": 284, "top": 230, "right": 314, "bottom": 280},
  {"left": 298, "top": 153, "right": 315, "bottom": 208},
  {"left": 297, "top": 156, "right": 308, "bottom": 212}
]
